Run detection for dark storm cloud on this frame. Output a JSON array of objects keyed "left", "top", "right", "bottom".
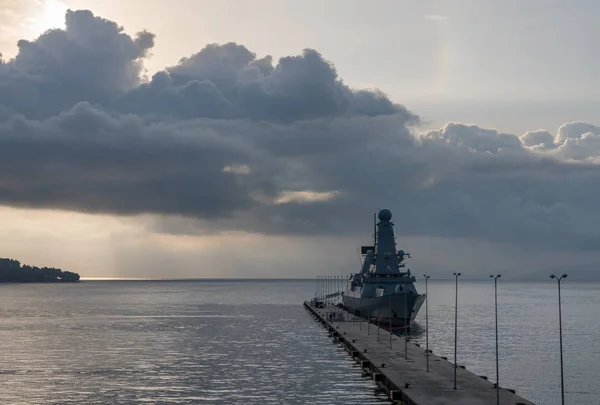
[
  {"left": 2, "top": 9, "right": 600, "bottom": 250},
  {"left": 0, "top": 9, "right": 154, "bottom": 118},
  {"left": 118, "top": 43, "right": 414, "bottom": 121},
  {"left": 150, "top": 120, "right": 600, "bottom": 251},
  {"left": 0, "top": 102, "right": 273, "bottom": 217}
]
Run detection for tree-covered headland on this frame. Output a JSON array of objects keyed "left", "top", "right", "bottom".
[{"left": 0, "top": 258, "right": 80, "bottom": 282}]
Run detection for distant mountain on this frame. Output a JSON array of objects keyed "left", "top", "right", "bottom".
[
  {"left": 0, "top": 258, "right": 80, "bottom": 283},
  {"left": 522, "top": 264, "right": 600, "bottom": 282}
]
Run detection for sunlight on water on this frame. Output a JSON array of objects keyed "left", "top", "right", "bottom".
[
  {"left": 0, "top": 280, "right": 388, "bottom": 404},
  {"left": 0, "top": 279, "right": 598, "bottom": 405}
]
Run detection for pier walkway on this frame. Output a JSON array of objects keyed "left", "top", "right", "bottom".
[{"left": 304, "top": 301, "right": 535, "bottom": 405}]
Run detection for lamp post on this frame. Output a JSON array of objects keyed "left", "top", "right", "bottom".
[
  {"left": 321, "top": 276, "right": 323, "bottom": 301},
  {"left": 423, "top": 275, "right": 430, "bottom": 372},
  {"left": 550, "top": 273, "right": 567, "bottom": 405},
  {"left": 334, "top": 276, "right": 337, "bottom": 319},
  {"left": 330, "top": 276, "right": 333, "bottom": 319},
  {"left": 389, "top": 291, "right": 393, "bottom": 349},
  {"left": 490, "top": 274, "right": 501, "bottom": 405},
  {"left": 359, "top": 294, "right": 363, "bottom": 330},
  {"left": 332, "top": 276, "right": 336, "bottom": 320},
  {"left": 404, "top": 287, "right": 408, "bottom": 359},
  {"left": 316, "top": 276, "right": 319, "bottom": 302},
  {"left": 328, "top": 276, "right": 331, "bottom": 319},
  {"left": 325, "top": 276, "right": 328, "bottom": 312},
  {"left": 453, "top": 272, "right": 461, "bottom": 390},
  {"left": 335, "top": 276, "right": 339, "bottom": 319}
]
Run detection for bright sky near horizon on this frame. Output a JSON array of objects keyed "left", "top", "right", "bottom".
[{"left": 1, "top": 0, "right": 600, "bottom": 279}]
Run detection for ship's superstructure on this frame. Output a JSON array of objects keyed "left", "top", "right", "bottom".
[{"left": 342, "top": 209, "right": 425, "bottom": 327}]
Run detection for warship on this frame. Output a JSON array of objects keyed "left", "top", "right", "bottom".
[{"left": 342, "top": 209, "right": 425, "bottom": 327}]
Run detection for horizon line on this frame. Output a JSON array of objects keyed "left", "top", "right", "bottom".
[{"left": 80, "top": 277, "right": 590, "bottom": 281}]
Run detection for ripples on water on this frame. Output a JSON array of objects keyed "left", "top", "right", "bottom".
[
  {"left": 408, "top": 280, "right": 600, "bottom": 405},
  {"left": 0, "top": 281, "right": 388, "bottom": 404},
  {"left": 0, "top": 280, "right": 598, "bottom": 405}
]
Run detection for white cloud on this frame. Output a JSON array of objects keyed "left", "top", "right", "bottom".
[
  {"left": 274, "top": 191, "right": 339, "bottom": 204},
  {"left": 223, "top": 164, "right": 251, "bottom": 175},
  {"left": 424, "top": 14, "right": 449, "bottom": 24}
]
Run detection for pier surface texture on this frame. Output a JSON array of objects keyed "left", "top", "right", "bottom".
[{"left": 304, "top": 302, "right": 536, "bottom": 405}]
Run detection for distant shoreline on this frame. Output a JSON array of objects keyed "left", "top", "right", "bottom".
[
  {"left": 77, "top": 277, "right": 600, "bottom": 282},
  {"left": 0, "top": 258, "right": 80, "bottom": 283},
  {"left": 0, "top": 280, "right": 80, "bottom": 284}
]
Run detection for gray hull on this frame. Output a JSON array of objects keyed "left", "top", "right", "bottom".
[{"left": 342, "top": 293, "right": 425, "bottom": 327}]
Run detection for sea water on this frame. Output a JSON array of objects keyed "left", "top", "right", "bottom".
[{"left": 0, "top": 280, "right": 597, "bottom": 405}]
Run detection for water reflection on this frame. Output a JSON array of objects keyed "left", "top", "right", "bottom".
[
  {"left": 1, "top": 279, "right": 599, "bottom": 405},
  {"left": 0, "top": 280, "right": 389, "bottom": 405}
]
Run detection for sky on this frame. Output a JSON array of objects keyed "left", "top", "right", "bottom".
[{"left": 0, "top": 0, "right": 599, "bottom": 279}]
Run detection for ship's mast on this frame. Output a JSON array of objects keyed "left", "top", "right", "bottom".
[
  {"left": 373, "top": 212, "right": 377, "bottom": 248},
  {"left": 373, "top": 209, "right": 400, "bottom": 275}
]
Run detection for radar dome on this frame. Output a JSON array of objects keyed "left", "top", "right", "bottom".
[{"left": 378, "top": 209, "right": 392, "bottom": 222}]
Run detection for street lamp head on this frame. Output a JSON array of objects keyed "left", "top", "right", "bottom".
[
  {"left": 489, "top": 274, "right": 493, "bottom": 278},
  {"left": 561, "top": 274, "right": 568, "bottom": 279},
  {"left": 497, "top": 274, "right": 501, "bottom": 278},
  {"left": 550, "top": 274, "right": 556, "bottom": 279}
]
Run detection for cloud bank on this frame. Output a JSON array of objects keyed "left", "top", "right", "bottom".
[{"left": 1, "top": 9, "right": 600, "bottom": 251}]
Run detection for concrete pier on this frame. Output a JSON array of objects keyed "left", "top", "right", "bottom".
[{"left": 304, "top": 301, "right": 536, "bottom": 405}]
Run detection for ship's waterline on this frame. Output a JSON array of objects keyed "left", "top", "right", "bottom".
[{"left": 342, "top": 293, "right": 426, "bottom": 326}]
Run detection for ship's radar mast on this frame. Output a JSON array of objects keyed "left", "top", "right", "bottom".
[{"left": 378, "top": 209, "right": 392, "bottom": 222}]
